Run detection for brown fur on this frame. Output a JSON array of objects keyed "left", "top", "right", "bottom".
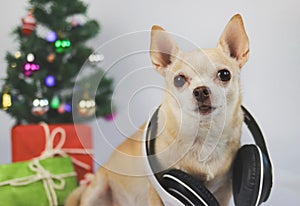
[{"left": 66, "top": 14, "right": 249, "bottom": 206}]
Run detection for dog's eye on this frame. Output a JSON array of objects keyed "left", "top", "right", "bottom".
[
  {"left": 174, "top": 75, "right": 186, "bottom": 87},
  {"left": 217, "top": 69, "right": 231, "bottom": 82}
]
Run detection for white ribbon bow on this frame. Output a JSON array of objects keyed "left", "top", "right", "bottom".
[{"left": 39, "top": 122, "right": 93, "bottom": 170}]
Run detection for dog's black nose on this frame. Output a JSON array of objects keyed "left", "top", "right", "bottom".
[{"left": 193, "top": 86, "right": 211, "bottom": 102}]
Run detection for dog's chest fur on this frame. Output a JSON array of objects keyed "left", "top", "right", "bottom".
[{"left": 155, "top": 106, "right": 242, "bottom": 192}]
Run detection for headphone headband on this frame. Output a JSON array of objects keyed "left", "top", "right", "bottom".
[
  {"left": 240, "top": 106, "right": 273, "bottom": 204},
  {"left": 241, "top": 106, "right": 272, "bottom": 168}
]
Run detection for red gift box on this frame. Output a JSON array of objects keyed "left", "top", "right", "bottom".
[{"left": 11, "top": 123, "right": 94, "bottom": 181}]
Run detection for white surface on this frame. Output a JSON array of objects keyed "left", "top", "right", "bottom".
[{"left": 1, "top": 0, "right": 300, "bottom": 205}]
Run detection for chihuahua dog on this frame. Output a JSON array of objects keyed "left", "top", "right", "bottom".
[{"left": 66, "top": 14, "right": 249, "bottom": 206}]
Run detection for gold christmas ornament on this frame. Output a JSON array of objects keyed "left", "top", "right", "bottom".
[{"left": 2, "top": 89, "right": 12, "bottom": 110}]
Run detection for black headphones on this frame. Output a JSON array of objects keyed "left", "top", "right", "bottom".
[{"left": 144, "top": 105, "right": 273, "bottom": 206}]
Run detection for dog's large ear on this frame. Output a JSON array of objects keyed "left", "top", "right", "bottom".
[
  {"left": 218, "top": 14, "right": 249, "bottom": 68},
  {"left": 150, "top": 25, "right": 179, "bottom": 76}
]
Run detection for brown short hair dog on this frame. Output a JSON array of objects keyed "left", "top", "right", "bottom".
[{"left": 66, "top": 14, "right": 249, "bottom": 206}]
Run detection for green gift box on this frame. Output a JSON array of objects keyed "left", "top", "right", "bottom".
[{"left": 0, "top": 157, "right": 77, "bottom": 206}]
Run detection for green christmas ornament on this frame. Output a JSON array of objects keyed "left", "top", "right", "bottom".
[{"left": 50, "top": 95, "right": 60, "bottom": 109}]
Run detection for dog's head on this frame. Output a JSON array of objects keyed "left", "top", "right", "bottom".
[{"left": 150, "top": 14, "right": 249, "bottom": 121}]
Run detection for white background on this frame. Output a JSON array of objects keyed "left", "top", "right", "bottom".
[{"left": 1, "top": 0, "right": 300, "bottom": 205}]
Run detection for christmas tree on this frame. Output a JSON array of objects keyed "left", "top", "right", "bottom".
[{"left": 0, "top": 0, "right": 114, "bottom": 124}]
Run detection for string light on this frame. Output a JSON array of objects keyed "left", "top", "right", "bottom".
[
  {"left": 46, "top": 31, "right": 57, "bottom": 42},
  {"left": 78, "top": 98, "right": 96, "bottom": 117},
  {"left": 26, "top": 53, "right": 35, "bottom": 62},
  {"left": 14, "top": 51, "right": 22, "bottom": 59},
  {"left": 64, "top": 102, "right": 72, "bottom": 112},
  {"left": 54, "top": 39, "right": 71, "bottom": 53},
  {"left": 47, "top": 53, "right": 56, "bottom": 63},
  {"left": 44, "top": 75, "right": 56, "bottom": 87},
  {"left": 32, "top": 98, "right": 48, "bottom": 107},
  {"left": 104, "top": 113, "right": 116, "bottom": 121},
  {"left": 32, "top": 98, "right": 49, "bottom": 116},
  {"left": 23, "top": 53, "right": 39, "bottom": 76},
  {"left": 10, "top": 63, "right": 17, "bottom": 69},
  {"left": 23, "top": 62, "right": 40, "bottom": 76},
  {"left": 88, "top": 53, "right": 104, "bottom": 64},
  {"left": 57, "top": 103, "right": 66, "bottom": 114}
]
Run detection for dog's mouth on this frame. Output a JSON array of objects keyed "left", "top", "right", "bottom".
[{"left": 196, "top": 104, "right": 216, "bottom": 115}]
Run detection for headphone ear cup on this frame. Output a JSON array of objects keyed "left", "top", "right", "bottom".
[
  {"left": 161, "top": 169, "right": 220, "bottom": 206},
  {"left": 233, "top": 145, "right": 262, "bottom": 206}
]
